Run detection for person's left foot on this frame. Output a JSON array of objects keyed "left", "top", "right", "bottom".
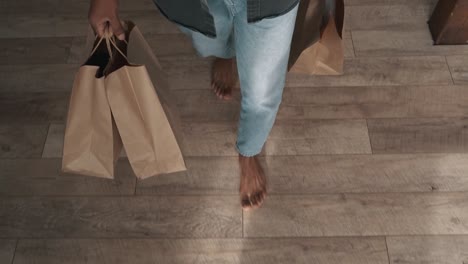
[
  {"left": 211, "top": 58, "right": 238, "bottom": 100},
  {"left": 239, "top": 154, "right": 267, "bottom": 210}
]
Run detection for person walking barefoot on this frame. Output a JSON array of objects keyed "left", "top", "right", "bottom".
[{"left": 88, "top": 0, "right": 299, "bottom": 210}]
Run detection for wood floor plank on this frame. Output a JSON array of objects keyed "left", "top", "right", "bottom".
[
  {"left": 0, "top": 239, "right": 16, "bottom": 264},
  {"left": 0, "top": 37, "right": 73, "bottom": 65},
  {"left": 162, "top": 56, "right": 453, "bottom": 90},
  {"left": 446, "top": 55, "right": 468, "bottom": 85},
  {"left": 0, "top": 11, "right": 179, "bottom": 38},
  {"left": 42, "top": 124, "right": 65, "bottom": 158},
  {"left": 343, "top": 31, "right": 356, "bottom": 58},
  {"left": 243, "top": 193, "right": 468, "bottom": 237},
  {"left": 136, "top": 154, "right": 468, "bottom": 195},
  {"left": 6, "top": 84, "right": 466, "bottom": 127},
  {"left": 0, "top": 0, "right": 156, "bottom": 15},
  {"left": 386, "top": 236, "right": 468, "bottom": 264},
  {"left": 0, "top": 64, "right": 77, "bottom": 92},
  {"left": 286, "top": 56, "right": 453, "bottom": 88},
  {"left": 175, "top": 85, "right": 468, "bottom": 122},
  {"left": 368, "top": 118, "right": 468, "bottom": 154},
  {"left": 43, "top": 120, "right": 371, "bottom": 157},
  {"left": 12, "top": 237, "right": 388, "bottom": 264},
  {"left": 0, "top": 92, "right": 69, "bottom": 123},
  {"left": 182, "top": 119, "right": 371, "bottom": 156},
  {"left": 0, "top": 125, "right": 49, "bottom": 158},
  {"left": 0, "top": 0, "right": 156, "bottom": 14},
  {"left": 280, "top": 85, "right": 468, "bottom": 119},
  {"left": 0, "top": 159, "right": 136, "bottom": 196},
  {"left": 0, "top": 196, "right": 241, "bottom": 238},
  {"left": 345, "top": 0, "right": 437, "bottom": 6},
  {"left": 345, "top": 4, "right": 434, "bottom": 31},
  {"left": 175, "top": 90, "right": 241, "bottom": 122},
  {"left": 136, "top": 157, "right": 238, "bottom": 195},
  {"left": 352, "top": 30, "right": 468, "bottom": 57}
]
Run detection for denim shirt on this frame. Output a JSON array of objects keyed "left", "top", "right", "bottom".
[{"left": 153, "top": 0, "right": 301, "bottom": 38}]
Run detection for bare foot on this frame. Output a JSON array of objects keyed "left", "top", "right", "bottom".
[
  {"left": 239, "top": 154, "right": 267, "bottom": 210},
  {"left": 211, "top": 58, "right": 238, "bottom": 100}
]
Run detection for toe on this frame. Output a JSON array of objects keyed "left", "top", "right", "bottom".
[
  {"left": 254, "top": 191, "right": 265, "bottom": 207},
  {"left": 249, "top": 193, "right": 260, "bottom": 207},
  {"left": 222, "top": 88, "right": 232, "bottom": 100},
  {"left": 241, "top": 197, "right": 252, "bottom": 210}
]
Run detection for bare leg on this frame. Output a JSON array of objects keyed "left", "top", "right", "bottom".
[
  {"left": 239, "top": 154, "right": 267, "bottom": 210},
  {"left": 211, "top": 58, "right": 238, "bottom": 100}
]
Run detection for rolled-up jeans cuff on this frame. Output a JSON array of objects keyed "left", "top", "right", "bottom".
[{"left": 235, "top": 142, "right": 261, "bottom": 157}]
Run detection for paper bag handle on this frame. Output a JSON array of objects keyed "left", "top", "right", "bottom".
[{"left": 89, "top": 25, "right": 128, "bottom": 61}]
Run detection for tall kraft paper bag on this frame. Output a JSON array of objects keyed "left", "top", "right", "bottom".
[
  {"left": 104, "top": 22, "right": 186, "bottom": 179},
  {"left": 62, "top": 36, "right": 123, "bottom": 178},
  {"left": 288, "top": 0, "right": 345, "bottom": 75}
]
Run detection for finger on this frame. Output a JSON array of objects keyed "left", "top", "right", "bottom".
[
  {"left": 95, "top": 22, "right": 106, "bottom": 37},
  {"left": 110, "top": 17, "right": 125, "bottom": 40}
]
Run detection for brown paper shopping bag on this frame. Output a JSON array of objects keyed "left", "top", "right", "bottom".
[
  {"left": 125, "top": 22, "right": 187, "bottom": 156},
  {"left": 104, "top": 23, "right": 186, "bottom": 179},
  {"left": 288, "top": 0, "right": 345, "bottom": 75},
  {"left": 62, "top": 36, "right": 123, "bottom": 178}
]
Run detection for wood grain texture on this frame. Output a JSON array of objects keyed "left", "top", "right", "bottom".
[
  {"left": 344, "top": 0, "right": 437, "bottom": 6},
  {"left": 387, "top": 236, "right": 468, "bottom": 264},
  {"left": 175, "top": 89, "right": 241, "bottom": 122},
  {"left": 136, "top": 154, "right": 468, "bottom": 195},
  {"left": 43, "top": 120, "right": 371, "bottom": 157},
  {"left": 175, "top": 85, "right": 468, "bottom": 122},
  {"left": 5, "top": 84, "right": 466, "bottom": 128},
  {"left": 343, "top": 31, "right": 356, "bottom": 58},
  {"left": 0, "top": 159, "right": 136, "bottom": 196},
  {"left": 446, "top": 55, "right": 468, "bottom": 84},
  {"left": 0, "top": 64, "right": 77, "bottom": 92},
  {"left": 0, "top": 92, "right": 69, "bottom": 123},
  {"left": 243, "top": 193, "right": 468, "bottom": 237},
  {"left": 136, "top": 157, "right": 239, "bottom": 195},
  {"left": 0, "top": 125, "right": 49, "bottom": 158},
  {"left": 0, "top": 239, "right": 16, "bottom": 264},
  {"left": 286, "top": 56, "right": 453, "bottom": 88},
  {"left": 0, "top": 12, "right": 179, "bottom": 38},
  {"left": 182, "top": 119, "right": 371, "bottom": 156},
  {"left": 0, "top": 0, "right": 156, "bottom": 14},
  {"left": 0, "top": 37, "right": 73, "bottom": 65},
  {"left": 0, "top": 196, "right": 241, "bottom": 238},
  {"left": 161, "top": 56, "right": 453, "bottom": 90},
  {"left": 352, "top": 30, "right": 468, "bottom": 57},
  {"left": 42, "top": 124, "right": 65, "bottom": 158},
  {"left": 345, "top": 4, "right": 434, "bottom": 30},
  {"left": 280, "top": 85, "right": 468, "bottom": 119},
  {"left": 12, "top": 237, "right": 388, "bottom": 264},
  {"left": 368, "top": 118, "right": 468, "bottom": 154}
]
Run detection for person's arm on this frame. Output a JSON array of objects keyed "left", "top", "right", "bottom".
[{"left": 88, "top": 0, "right": 125, "bottom": 40}]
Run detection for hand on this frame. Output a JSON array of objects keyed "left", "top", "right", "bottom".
[{"left": 88, "top": 0, "right": 125, "bottom": 40}]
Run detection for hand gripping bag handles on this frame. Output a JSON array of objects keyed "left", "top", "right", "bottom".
[
  {"left": 62, "top": 23, "right": 186, "bottom": 179},
  {"left": 61, "top": 33, "right": 123, "bottom": 178},
  {"left": 104, "top": 22, "right": 186, "bottom": 179}
]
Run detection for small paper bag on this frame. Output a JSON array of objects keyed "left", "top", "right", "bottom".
[
  {"left": 288, "top": 0, "right": 345, "bottom": 75},
  {"left": 62, "top": 38, "right": 123, "bottom": 178},
  {"left": 104, "top": 22, "right": 186, "bottom": 179}
]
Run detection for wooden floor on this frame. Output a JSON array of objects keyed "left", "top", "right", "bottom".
[{"left": 1, "top": 0, "right": 468, "bottom": 263}]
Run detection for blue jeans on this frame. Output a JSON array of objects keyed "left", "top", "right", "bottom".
[{"left": 179, "top": 0, "right": 299, "bottom": 156}]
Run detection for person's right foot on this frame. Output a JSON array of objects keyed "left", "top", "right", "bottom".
[
  {"left": 211, "top": 58, "right": 238, "bottom": 100},
  {"left": 239, "top": 154, "right": 267, "bottom": 210}
]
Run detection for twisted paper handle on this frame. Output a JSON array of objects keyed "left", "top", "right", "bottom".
[{"left": 88, "top": 24, "right": 128, "bottom": 61}]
